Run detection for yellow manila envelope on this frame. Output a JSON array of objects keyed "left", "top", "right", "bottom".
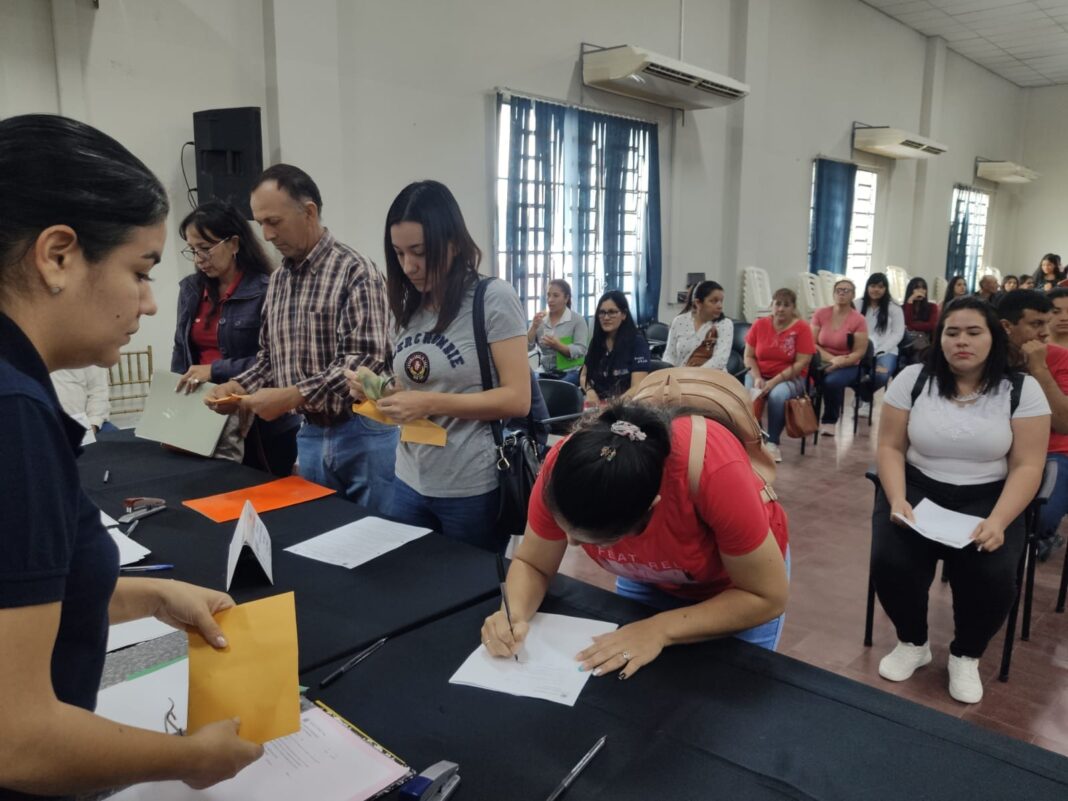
[
  {"left": 187, "top": 592, "right": 300, "bottom": 744},
  {"left": 352, "top": 400, "right": 447, "bottom": 447}
]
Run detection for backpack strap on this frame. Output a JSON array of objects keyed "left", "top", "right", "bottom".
[
  {"left": 1009, "top": 371, "right": 1024, "bottom": 416},
  {"left": 686, "top": 414, "right": 777, "bottom": 505},
  {"left": 910, "top": 366, "right": 930, "bottom": 407}
]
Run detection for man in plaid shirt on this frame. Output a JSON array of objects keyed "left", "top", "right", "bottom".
[{"left": 206, "top": 164, "right": 398, "bottom": 512}]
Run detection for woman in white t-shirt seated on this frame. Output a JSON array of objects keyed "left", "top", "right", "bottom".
[
  {"left": 873, "top": 296, "right": 1050, "bottom": 704},
  {"left": 663, "top": 280, "right": 733, "bottom": 369}
]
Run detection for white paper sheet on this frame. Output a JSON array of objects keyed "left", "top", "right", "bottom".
[
  {"left": 70, "top": 412, "right": 96, "bottom": 446},
  {"left": 107, "top": 618, "right": 179, "bottom": 653},
  {"left": 101, "top": 511, "right": 120, "bottom": 529},
  {"left": 106, "top": 708, "right": 410, "bottom": 801},
  {"left": 284, "top": 516, "right": 431, "bottom": 570},
  {"left": 110, "top": 528, "right": 153, "bottom": 566},
  {"left": 227, "top": 500, "right": 274, "bottom": 588},
  {"left": 893, "top": 498, "right": 984, "bottom": 549},
  {"left": 449, "top": 612, "right": 618, "bottom": 706},
  {"left": 95, "top": 658, "right": 188, "bottom": 733}
]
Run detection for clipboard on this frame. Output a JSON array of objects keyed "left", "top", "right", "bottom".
[
  {"left": 135, "top": 371, "right": 228, "bottom": 457},
  {"left": 314, "top": 701, "right": 415, "bottom": 798},
  {"left": 554, "top": 336, "right": 584, "bottom": 372}
]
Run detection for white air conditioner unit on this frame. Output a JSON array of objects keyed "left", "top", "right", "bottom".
[
  {"left": 976, "top": 160, "right": 1038, "bottom": 184},
  {"left": 582, "top": 45, "right": 749, "bottom": 111},
  {"left": 852, "top": 126, "right": 948, "bottom": 159}
]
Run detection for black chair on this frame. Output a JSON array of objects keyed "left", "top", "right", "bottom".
[
  {"left": 848, "top": 340, "right": 876, "bottom": 434},
  {"left": 536, "top": 378, "right": 584, "bottom": 435},
  {"left": 645, "top": 321, "right": 669, "bottom": 359},
  {"left": 1058, "top": 537, "right": 1068, "bottom": 614},
  {"left": 648, "top": 359, "right": 673, "bottom": 373},
  {"left": 862, "top": 460, "right": 1056, "bottom": 683},
  {"left": 727, "top": 320, "right": 751, "bottom": 380}
]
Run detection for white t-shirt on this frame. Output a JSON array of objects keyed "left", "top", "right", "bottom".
[{"left": 884, "top": 364, "right": 1050, "bottom": 485}]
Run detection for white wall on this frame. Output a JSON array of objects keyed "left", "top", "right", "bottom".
[
  {"left": 1012, "top": 84, "right": 1068, "bottom": 277},
  {"left": 2, "top": 0, "right": 1059, "bottom": 362}
]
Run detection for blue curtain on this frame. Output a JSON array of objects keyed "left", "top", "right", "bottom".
[
  {"left": 946, "top": 186, "right": 974, "bottom": 288},
  {"left": 809, "top": 158, "right": 857, "bottom": 274},
  {"left": 635, "top": 128, "right": 662, "bottom": 327}
]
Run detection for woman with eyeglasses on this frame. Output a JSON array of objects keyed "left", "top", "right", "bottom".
[
  {"left": 172, "top": 200, "right": 298, "bottom": 475},
  {"left": 810, "top": 278, "right": 869, "bottom": 435},
  {"left": 579, "top": 291, "right": 651, "bottom": 405},
  {"left": 0, "top": 115, "right": 262, "bottom": 799},
  {"left": 480, "top": 402, "right": 790, "bottom": 677}
]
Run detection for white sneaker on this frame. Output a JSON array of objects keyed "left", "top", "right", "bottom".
[
  {"left": 819, "top": 423, "right": 836, "bottom": 437},
  {"left": 878, "top": 641, "right": 932, "bottom": 682},
  {"left": 947, "top": 654, "right": 983, "bottom": 703},
  {"left": 766, "top": 442, "right": 783, "bottom": 463},
  {"left": 857, "top": 402, "right": 871, "bottom": 417}
]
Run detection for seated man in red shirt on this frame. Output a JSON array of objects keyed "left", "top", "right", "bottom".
[
  {"left": 1000, "top": 290, "right": 1068, "bottom": 561},
  {"left": 480, "top": 403, "right": 789, "bottom": 679}
]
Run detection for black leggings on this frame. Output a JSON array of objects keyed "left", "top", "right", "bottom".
[{"left": 871, "top": 466, "right": 1025, "bottom": 658}]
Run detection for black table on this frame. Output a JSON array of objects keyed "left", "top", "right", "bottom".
[
  {"left": 306, "top": 575, "right": 1068, "bottom": 801},
  {"left": 80, "top": 432, "right": 499, "bottom": 672}
]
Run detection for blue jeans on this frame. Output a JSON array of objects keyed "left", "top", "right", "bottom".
[
  {"left": 614, "top": 548, "right": 792, "bottom": 651},
  {"left": 819, "top": 365, "right": 860, "bottom": 424},
  {"left": 297, "top": 415, "right": 399, "bottom": 514},
  {"left": 872, "top": 353, "right": 898, "bottom": 395},
  {"left": 1038, "top": 453, "right": 1068, "bottom": 541},
  {"left": 745, "top": 374, "right": 807, "bottom": 445},
  {"left": 389, "top": 478, "right": 504, "bottom": 552},
  {"left": 99, "top": 421, "right": 120, "bottom": 433}
]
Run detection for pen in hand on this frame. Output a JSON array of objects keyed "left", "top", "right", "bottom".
[
  {"left": 119, "top": 564, "right": 174, "bottom": 573},
  {"left": 496, "top": 553, "right": 519, "bottom": 662}
]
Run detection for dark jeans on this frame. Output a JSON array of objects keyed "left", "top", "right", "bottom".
[
  {"left": 871, "top": 466, "right": 1025, "bottom": 658},
  {"left": 390, "top": 478, "right": 504, "bottom": 553},
  {"left": 819, "top": 365, "right": 860, "bottom": 423}
]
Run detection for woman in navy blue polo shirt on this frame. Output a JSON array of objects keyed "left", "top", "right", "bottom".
[
  {"left": 0, "top": 116, "right": 262, "bottom": 799},
  {"left": 172, "top": 200, "right": 298, "bottom": 475},
  {"left": 579, "top": 290, "right": 651, "bottom": 404}
]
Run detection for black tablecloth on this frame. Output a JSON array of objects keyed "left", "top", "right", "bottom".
[
  {"left": 80, "top": 433, "right": 499, "bottom": 672},
  {"left": 307, "top": 575, "right": 1068, "bottom": 801}
]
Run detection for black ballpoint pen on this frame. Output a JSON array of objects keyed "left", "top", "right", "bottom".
[
  {"left": 319, "top": 637, "right": 387, "bottom": 688},
  {"left": 496, "top": 554, "right": 519, "bottom": 662},
  {"left": 545, "top": 735, "right": 606, "bottom": 801}
]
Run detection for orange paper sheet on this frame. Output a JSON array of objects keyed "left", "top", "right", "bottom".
[
  {"left": 184, "top": 476, "right": 335, "bottom": 522},
  {"left": 187, "top": 592, "right": 300, "bottom": 744},
  {"left": 352, "top": 400, "right": 447, "bottom": 447}
]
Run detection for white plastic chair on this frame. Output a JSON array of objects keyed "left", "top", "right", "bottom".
[
  {"left": 796, "top": 273, "right": 822, "bottom": 319},
  {"left": 933, "top": 275, "right": 948, "bottom": 304},
  {"left": 885, "top": 266, "right": 910, "bottom": 304},
  {"left": 741, "top": 266, "right": 773, "bottom": 322}
]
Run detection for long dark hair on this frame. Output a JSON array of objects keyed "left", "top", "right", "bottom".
[
  {"left": 860, "top": 272, "right": 893, "bottom": 334},
  {"left": 943, "top": 275, "right": 967, "bottom": 307},
  {"left": 586, "top": 290, "right": 639, "bottom": 373},
  {"left": 904, "top": 276, "right": 932, "bottom": 322},
  {"left": 385, "top": 181, "right": 481, "bottom": 334},
  {"left": 682, "top": 280, "right": 724, "bottom": 317},
  {"left": 1034, "top": 253, "right": 1064, "bottom": 289},
  {"left": 179, "top": 200, "right": 272, "bottom": 319},
  {"left": 1002, "top": 275, "right": 1018, "bottom": 291},
  {"left": 548, "top": 278, "right": 572, "bottom": 309},
  {"left": 545, "top": 402, "right": 673, "bottom": 539},
  {"left": 0, "top": 114, "right": 168, "bottom": 297},
  {"left": 924, "top": 296, "right": 1011, "bottom": 400}
]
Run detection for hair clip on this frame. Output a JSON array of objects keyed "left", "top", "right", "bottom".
[
  {"left": 610, "top": 420, "right": 647, "bottom": 441},
  {"left": 599, "top": 446, "right": 617, "bottom": 462}
]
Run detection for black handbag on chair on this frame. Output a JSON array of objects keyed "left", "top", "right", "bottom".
[{"left": 473, "top": 278, "right": 542, "bottom": 539}]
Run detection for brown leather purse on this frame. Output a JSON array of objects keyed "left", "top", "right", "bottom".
[
  {"left": 785, "top": 394, "right": 818, "bottom": 438},
  {"left": 685, "top": 326, "right": 718, "bottom": 367}
]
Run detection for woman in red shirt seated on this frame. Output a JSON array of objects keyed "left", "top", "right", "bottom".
[
  {"left": 742, "top": 288, "right": 815, "bottom": 463},
  {"left": 810, "top": 278, "right": 869, "bottom": 436},
  {"left": 901, "top": 277, "right": 939, "bottom": 366},
  {"left": 481, "top": 404, "right": 789, "bottom": 679}
]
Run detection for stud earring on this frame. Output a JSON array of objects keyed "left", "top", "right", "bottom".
[{"left": 50, "top": 286, "right": 62, "bottom": 295}]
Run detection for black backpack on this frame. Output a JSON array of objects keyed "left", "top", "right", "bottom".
[{"left": 910, "top": 366, "right": 1024, "bottom": 413}]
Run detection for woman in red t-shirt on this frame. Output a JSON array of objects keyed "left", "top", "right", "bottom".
[
  {"left": 481, "top": 404, "right": 789, "bottom": 679},
  {"left": 901, "top": 277, "right": 939, "bottom": 366},
  {"left": 742, "top": 288, "right": 815, "bottom": 462}
]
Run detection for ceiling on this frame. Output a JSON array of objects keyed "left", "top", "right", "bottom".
[{"left": 861, "top": 0, "right": 1068, "bottom": 87}]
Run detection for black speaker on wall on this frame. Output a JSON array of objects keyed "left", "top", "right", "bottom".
[{"left": 192, "top": 107, "right": 263, "bottom": 219}]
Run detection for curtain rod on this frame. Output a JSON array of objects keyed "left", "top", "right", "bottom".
[{"left": 494, "top": 86, "right": 661, "bottom": 126}]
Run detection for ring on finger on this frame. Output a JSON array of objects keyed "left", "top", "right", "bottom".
[{"left": 621, "top": 651, "right": 632, "bottom": 662}]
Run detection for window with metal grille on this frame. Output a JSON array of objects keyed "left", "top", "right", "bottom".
[
  {"left": 946, "top": 185, "right": 990, "bottom": 289},
  {"left": 846, "top": 169, "right": 878, "bottom": 286},
  {"left": 495, "top": 93, "right": 660, "bottom": 322}
]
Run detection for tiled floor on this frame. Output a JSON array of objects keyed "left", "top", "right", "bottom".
[{"left": 558, "top": 398, "right": 1068, "bottom": 757}]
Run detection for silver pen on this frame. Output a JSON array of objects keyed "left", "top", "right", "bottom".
[{"left": 545, "top": 735, "right": 606, "bottom": 801}]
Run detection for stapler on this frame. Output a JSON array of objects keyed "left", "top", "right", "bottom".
[
  {"left": 117, "top": 497, "right": 167, "bottom": 525},
  {"left": 398, "top": 761, "right": 460, "bottom": 801}
]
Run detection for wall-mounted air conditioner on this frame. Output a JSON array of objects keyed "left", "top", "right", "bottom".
[
  {"left": 852, "top": 125, "right": 947, "bottom": 159},
  {"left": 976, "top": 160, "right": 1038, "bottom": 184},
  {"left": 582, "top": 45, "right": 749, "bottom": 111}
]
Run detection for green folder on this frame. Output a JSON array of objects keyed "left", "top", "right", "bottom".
[{"left": 555, "top": 336, "right": 584, "bottom": 371}]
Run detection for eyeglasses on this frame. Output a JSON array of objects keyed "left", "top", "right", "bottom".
[
  {"left": 181, "top": 236, "right": 233, "bottom": 262},
  {"left": 834, "top": 287, "right": 855, "bottom": 295},
  {"left": 597, "top": 309, "right": 622, "bottom": 318}
]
